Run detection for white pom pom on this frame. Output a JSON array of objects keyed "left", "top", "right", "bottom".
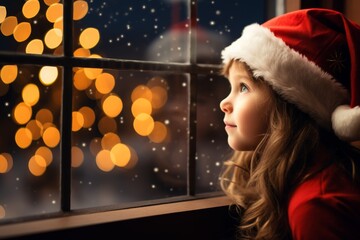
[{"left": 332, "top": 105, "right": 360, "bottom": 141}]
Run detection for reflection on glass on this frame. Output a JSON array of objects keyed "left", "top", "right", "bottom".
[
  {"left": 196, "top": 74, "right": 232, "bottom": 194},
  {"left": 0, "top": 64, "right": 62, "bottom": 221},
  {"left": 197, "top": 0, "right": 266, "bottom": 64},
  {"left": 74, "top": 0, "right": 189, "bottom": 62},
  {"left": 71, "top": 68, "right": 189, "bottom": 209}
]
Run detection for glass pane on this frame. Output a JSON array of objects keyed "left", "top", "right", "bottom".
[
  {"left": 197, "top": 0, "right": 266, "bottom": 64},
  {"left": 71, "top": 68, "right": 189, "bottom": 209},
  {"left": 196, "top": 74, "right": 231, "bottom": 194},
  {"left": 0, "top": 64, "right": 62, "bottom": 222},
  {"left": 0, "top": 0, "right": 63, "bottom": 55},
  {"left": 73, "top": 0, "right": 189, "bottom": 62}
]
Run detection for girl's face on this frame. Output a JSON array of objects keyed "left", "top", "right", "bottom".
[{"left": 220, "top": 61, "right": 273, "bottom": 151}]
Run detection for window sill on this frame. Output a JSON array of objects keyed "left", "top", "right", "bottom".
[{"left": 0, "top": 195, "right": 234, "bottom": 239}]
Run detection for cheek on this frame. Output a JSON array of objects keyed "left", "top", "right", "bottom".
[{"left": 236, "top": 101, "right": 269, "bottom": 140}]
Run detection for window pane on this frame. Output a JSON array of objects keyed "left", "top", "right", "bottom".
[
  {"left": 73, "top": 0, "right": 189, "bottom": 62},
  {"left": 197, "top": 0, "right": 266, "bottom": 64},
  {"left": 0, "top": 64, "right": 62, "bottom": 221},
  {"left": 196, "top": 74, "right": 231, "bottom": 194},
  {"left": 0, "top": 0, "right": 63, "bottom": 55},
  {"left": 71, "top": 68, "right": 189, "bottom": 209}
]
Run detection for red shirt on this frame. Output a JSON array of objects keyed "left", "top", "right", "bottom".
[{"left": 288, "top": 161, "right": 360, "bottom": 240}]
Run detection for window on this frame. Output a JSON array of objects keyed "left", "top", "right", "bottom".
[{"left": 0, "top": 0, "right": 272, "bottom": 235}]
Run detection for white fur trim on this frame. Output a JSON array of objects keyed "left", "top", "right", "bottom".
[
  {"left": 332, "top": 105, "right": 360, "bottom": 141},
  {"left": 221, "top": 23, "right": 349, "bottom": 130}
]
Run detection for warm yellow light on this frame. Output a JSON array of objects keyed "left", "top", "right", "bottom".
[
  {"left": 35, "top": 146, "right": 53, "bottom": 166},
  {"left": 13, "top": 102, "right": 32, "bottom": 125},
  {"left": 73, "top": 68, "right": 92, "bottom": 90},
  {"left": 36, "top": 108, "right": 53, "bottom": 124},
  {"left": 110, "top": 143, "right": 131, "bottom": 167},
  {"left": 131, "top": 98, "right": 152, "bottom": 117},
  {"left": 13, "top": 22, "right": 31, "bottom": 42},
  {"left": 1, "top": 65, "right": 18, "bottom": 84},
  {"left": 102, "top": 94, "right": 123, "bottom": 118},
  {"left": 44, "top": 28, "right": 62, "bottom": 49},
  {"left": 26, "top": 39, "right": 44, "bottom": 54},
  {"left": 46, "top": 3, "right": 63, "bottom": 23},
  {"left": 44, "top": 0, "right": 60, "bottom": 6},
  {"left": 95, "top": 72, "right": 115, "bottom": 94},
  {"left": 28, "top": 155, "right": 46, "bottom": 176},
  {"left": 0, "top": 6, "right": 7, "bottom": 24},
  {"left": 26, "top": 119, "right": 43, "bottom": 140},
  {"left": 151, "top": 86, "right": 168, "bottom": 109},
  {"left": 101, "top": 132, "right": 121, "bottom": 150},
  {"left": 78, "top": 106, "right": 95, "bottom": 128},
  {"left": 39, "top": 66, "right": 58, "bottom": 85},
  {"left": 79, "top": 27, "right": 100, "bottom": 49},
  {"left": 133, "top": 113, "right": 155, "bottom": 136},
  {"left": 73, "top": 48, "right": 90, "bottom": 57},
  {"left": 83, "top": 55, "right": 103, "bottom": 79},
  {"left": 72, "top": 111, "right": 84, "bottom": 131},
  {"left": 53, "top": 17, "right": 63, "bottom": 31},
  {"left": 73, "top": 0, "right": 88, "bottom": 21},
  {"left": 71, "top": 146, "right": 84, "bottom": 168},
  {"left": 0, "top": 16, "right": 17, "bottom": 36},
  {"left": 131, "top": 85, "right": 152, "bottom": 102},
  {"left": 42, "top": 126, "right": 60, "bottom": 148},
  {"left": 22, "top": 83, "right": 40, "bottom": 106},
  {"left": 15, "top": 127, "right": 32, "bottom": 149},
  {"left": 0, "top": 153, "right": 13, "bottom": 173},
  {"left": 148, "top": 121, "right": 168, "bottom": 143},
  {"left": 96, "top": 150, "right": 115, "bottom": 172},
  {"left": 22, "top": 0, "right": 40, "bottom": 19}
]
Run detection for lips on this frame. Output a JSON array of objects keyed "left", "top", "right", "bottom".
[{"left": 224, "top": 121, "right": 236, "bottom": 128}]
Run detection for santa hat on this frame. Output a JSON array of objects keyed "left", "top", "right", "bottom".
[{"left": 221, "top": 8, "right": 360, "bottom": 142}]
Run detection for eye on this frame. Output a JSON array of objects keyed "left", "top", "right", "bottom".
[{"left": 240, "top": 83, "right": 249, "bottom": 93}]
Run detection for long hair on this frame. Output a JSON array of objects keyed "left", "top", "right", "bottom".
[{"left": 219, "top": 60, "right": 360, "bottom": 240}]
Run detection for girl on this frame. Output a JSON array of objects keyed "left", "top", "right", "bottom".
[{"left": 219, "top": 8, "right": 360, "bottom": 240}]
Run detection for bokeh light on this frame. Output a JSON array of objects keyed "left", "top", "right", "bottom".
[
  {"left": 73, "top": 0, "right": 88, "bottom": 21},
  {"left": 15, "top": 127, "right": 33, "bottom": 149},
  {"left": 102, "top": 94, "right": 123, "bottom": 118},
  {"left": 1, "top": 16, "right": 17, "bottom": 36},
  {"left": 1, "top": 65, "right": 18, "bottom": 84},
  {"left": 26, "top": 39, "right": 44, "bottom": 54},
  {"left": 71, "top": 146, "right": 84, "bottom": 168},
  {"left": 131, "top": 98, "right": 152, "bottom": 117},
  {"left": 39, "top": 66, "right": 58, "bottom": 85},
  {"left": 13, "top": 102, "right": 32, "bottom": 125},
  {"left": 42, "top": 126, "right": 60, "bottom": 148},
  {"left": 22, "top": 0, "right": 41, "bottom": 19},
  {"left": 44, "top": 28, "right": 62, "bottom": 49},
  {"left": 110, "top": 143, "right": 131, "bottom": 167},
  {"left": 13, "top": 22, "right": 31, "bottom": 42},
  {"left": 0, "top": 6, "right": 6, "bottom": 23},
  {"left": 96, "top": 150, "right": 115, "bottom": 172},
  {"left": 79, "top": 27, "right": 100, "bottom": 49},
  {"left": 133, "top": 113, "right": 155, "bottom": 136},
  {"left": 22, "top": 83, "right": 40, "bottom": 106},
  {"left": 28, "top": 155, "right": 47, "bottom": 176}
]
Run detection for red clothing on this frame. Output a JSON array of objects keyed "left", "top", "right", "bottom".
[{"left": 288, "top": 162, "right": 360, "bottom": 240}]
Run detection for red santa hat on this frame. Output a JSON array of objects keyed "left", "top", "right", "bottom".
[{"left": 222, "top": 8, "right": 360, "bottom": 142}]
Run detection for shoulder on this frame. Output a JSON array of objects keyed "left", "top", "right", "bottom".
[{"left": 288, "top": 163, "right": 360, "bottom": 240}]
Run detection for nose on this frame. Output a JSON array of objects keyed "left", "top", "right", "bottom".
[{"left": 220, "top": 95, "right": 232, "bottom": 113}]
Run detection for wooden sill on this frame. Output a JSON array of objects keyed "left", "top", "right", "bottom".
[{"left": 0, "top": 196, "right": 232, "bottom": 239}]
